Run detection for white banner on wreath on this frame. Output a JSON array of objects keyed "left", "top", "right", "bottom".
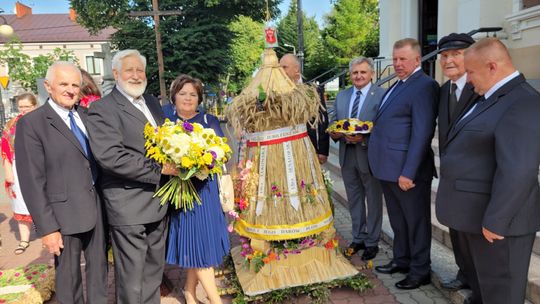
[
  {"left": 247, "top": 124, "right": 306, "bottom": 143},
  {"left": 255, "top": 145, "right": 268, "bottom": 216},
  {"left": 283, "top": 141, "right": 300, "bottom": 210}
]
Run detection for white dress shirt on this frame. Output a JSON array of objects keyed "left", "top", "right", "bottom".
[
  {"left": 48, "top": 99, "right": 88, "bottom": 136},
  {"left": 117, "top": 86, "right": 157, "bottom": 127},
  {"left": 348, "top": 82, "right": 371, "bottom": 118}
]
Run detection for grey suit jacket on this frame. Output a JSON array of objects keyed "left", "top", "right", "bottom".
[
  {"left": 87, "top": 87, "right": 167, "bottom": 226},
  {"left": 436, "top": 74, "right": 540, "bottom": 235},
  {"left": 331, "top": 84, "right": 385, "bottom": 169},
  {"left": 15, "top": 102, "right": 100, "bottom": 236}
]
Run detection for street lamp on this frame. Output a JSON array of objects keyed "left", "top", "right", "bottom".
[
  {"left": 283, "top": 43, "right": 296, "bottom": 55},
  {"left": 0, "top": 10, "right": 13, "bottom": 37}
]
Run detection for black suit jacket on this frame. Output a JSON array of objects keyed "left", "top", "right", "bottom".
[
  {"left": 437, "top": 81, "right": 478, "bottom": 151},
  {"left": 15, "top": 102, "right": 100, "bottom": 237},
  {"left": 87, "top": 87, "right": 168, "bottom": 226},
  {"left": 436, "top": 74, "right": 540, "bottom": 235},
  {"left": 307, "top": 86, "right": 329, "bottom": 156}
]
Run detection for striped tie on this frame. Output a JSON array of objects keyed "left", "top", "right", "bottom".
[{"left": 351, "top": 90, "right": 362, "bottom": 118}]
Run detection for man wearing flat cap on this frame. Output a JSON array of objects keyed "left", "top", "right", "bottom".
[{"left": 435, "top": 32, "right": 478, "bottom": 293}]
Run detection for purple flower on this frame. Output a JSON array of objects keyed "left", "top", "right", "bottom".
[
  {"left": 343, "top": 121, "right": 350, "bottom": 129},
  {"left": 362, "top": 124, "right": 369, "bottom": 131},
  {"left": 300, "top": 180, "right": 305, "bottom": 189},
  {"left": 182, "top": 121, "right": 194, "bottom": 132},
  {"left": 355, "top": 125, "right": 362, "bottom": 131},
  {"left": 271, "top": 185, "right": 278, "bottom": 191}
]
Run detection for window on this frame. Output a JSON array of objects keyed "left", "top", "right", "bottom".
[
  {"left": 523, "top": 0, "right": 540, "bottom": 9},
  {"left": 85, "top": 56, "right": 102, "bottom": 75}
]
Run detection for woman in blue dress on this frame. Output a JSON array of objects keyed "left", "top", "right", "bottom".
[{"left": 165, "top": 75, "right": 230, "bottom": 304}]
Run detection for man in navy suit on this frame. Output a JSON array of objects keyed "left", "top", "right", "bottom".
[
  {"left": 368, "top": 38, "right": 439, "bottom": 289},
  {"left": 436, "top": 38, "right": 540, "bottom": 304},
  {"left": 330, "top": 57, "right": 384, "bottom": 261}
]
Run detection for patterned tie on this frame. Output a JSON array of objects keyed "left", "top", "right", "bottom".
[
  {"left": 350, "top": 90, "right": 362, "bottom": 118},
  {"left": 69, "top": 111, "right": 97, "bottom": 183},
  {"left": 449, "top": 83, "right": 458, "bottom": 121}
]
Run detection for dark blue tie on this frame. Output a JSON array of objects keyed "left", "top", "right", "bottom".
[
  {"left": 69, "top": 111, "right": 97, "bottom": 183},
  {"left": 350, "top": 90, "right": 362, "bottom": 118}
]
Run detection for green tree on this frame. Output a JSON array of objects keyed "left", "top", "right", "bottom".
[
  {"left": 0, "top": 39, "right": 79, "bottom": 93},
  {"left": 226, "top": 16, "right": 264, "bottom": 93},
  {"left": 276, "top": 1, "right": 335, "bottom": 81},
  {"left": 323, "top": 0, "right": 379, "bottom": 65},
  {"left": 70, "top": 0, "right": 282, "bottom": 95}
]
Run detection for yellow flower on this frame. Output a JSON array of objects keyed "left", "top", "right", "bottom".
[
  {"left": 181, "top": 156, "right": 194, "bottom": 168},
  {"left": 202, "top": 152, "right": 213, "bottom": 165}
]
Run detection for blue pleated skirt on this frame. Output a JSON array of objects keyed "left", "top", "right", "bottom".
[{"left": 166, "top": 176, "right": 230, "bottom": 268}]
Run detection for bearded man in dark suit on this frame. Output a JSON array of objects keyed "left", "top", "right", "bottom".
[{"left": 86, "top": 49, "right": 177, "bottom": 304}]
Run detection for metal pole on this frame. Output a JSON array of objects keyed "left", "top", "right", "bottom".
[
  {"left": 296, "top": 0, "right": 304, "bottom": 74},
  {"left": 152, "top": 0, "right": 167, "bottom": 102}
]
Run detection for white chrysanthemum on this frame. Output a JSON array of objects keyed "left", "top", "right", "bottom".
[{"left": 164, "top": 133, "right": 191, "bottom": 160}]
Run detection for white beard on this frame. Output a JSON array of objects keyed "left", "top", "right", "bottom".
[{"left": 117, "top": 78, "right": 147, "bottom": 98}]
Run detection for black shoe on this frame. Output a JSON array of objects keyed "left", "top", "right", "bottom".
[
  {"left": 441, "top": 278, "right": 469, "bottom": 291},
  {"left": 395, "top": 275, "right": 431, "bottom": 290},
  {"left": 375, "top": 262, "right": 409, "bottom": 274},
  {"left": 361, "top": 246, "right": 379, "bottom": 261},
  {"left": 344, "top": 242, "right": 366, "bottom": 257}
]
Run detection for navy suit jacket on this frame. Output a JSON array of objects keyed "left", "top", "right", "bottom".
[
  {"left": 436, "top": 74, "right": 540, "bottom": 235},
  {"left": 368, "top": 70, "right": 439, "bottom": 182}
]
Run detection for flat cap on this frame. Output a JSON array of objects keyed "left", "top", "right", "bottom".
[{"left": 438, "top": 33, "right": 475, "bottom": 53}]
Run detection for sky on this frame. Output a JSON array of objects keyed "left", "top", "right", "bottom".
[{"left": 0, "top": 0, "right": 333, "bottom": 26}]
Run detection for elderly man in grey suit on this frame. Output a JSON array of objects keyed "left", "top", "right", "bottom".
[
  {"left": 15, "top": 61, "right": 107, "bottom": 303},
  {"left": 87, "top": 49, "right": 177, "bottom": 304},
  {"left": 329, "top": 57, "right": 384, "bottom": 261},
  {"left": 436, "top": 38, "right": 540, "bottom": 304}
]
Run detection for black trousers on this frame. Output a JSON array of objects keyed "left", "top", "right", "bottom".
[
  {"left": 54, "top": 220, "right": 108, "bottom": 304},
  {"left": 110, "top": 219, "right": 167, "bottom": 304},
  {"left": 454, "top": 230, "right": 534, "bottom": 304},
  {"left": 380, "top": 180, "right": 432, "bottom": 279}
]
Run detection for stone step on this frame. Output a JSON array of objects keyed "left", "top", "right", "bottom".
[
  {"left": 328, "top": 141, "right": 540, "bottom": 256},
  {"left": 323, "top": 145, "right": 540, "bottom": 304}
]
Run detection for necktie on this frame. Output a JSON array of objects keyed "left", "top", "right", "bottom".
[
  {"left": 134, "top": 98, "right": 157, "bottom": 127},
  {"left": 379, "top": 80, "right": 402, "bottom": 109},
  {"left": 449, "top": 83, "right": 458, "bottom": 121},
  {"left": 350, "top": 90, "right": 362, "bottom": 118},
  {"left": 69, "top": 111, "right": 97, "bottom": 183}
]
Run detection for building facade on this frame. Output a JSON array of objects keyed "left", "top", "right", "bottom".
[
  {"left": 0, "top": 1, "right": 115, "bottom": 117},
  {"left": 378, "top": 0, "right": 540, "bottom": 90}
]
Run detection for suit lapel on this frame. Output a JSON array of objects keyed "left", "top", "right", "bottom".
[
  {"left": 449, "top": 83, "right": 477, "bottom": 130},
  {"left": 358, "top": 84, "right": 376, "bottom": 120},
  {"left": 341, "top": 87, "right": 353, "bottom": 119},
  {"left": 44, "top": 102, "right": 87, "bottom": 157},
  {"left": 446, "top": 74, "right": 526, "bottom": 145},
  {"left": 145, "top": 94, "right": 165, "bottom": 125},
  {"left": 438, "top": 82, "right": 451, "bottom": 136},
  {"left": 376, "top": 71, "right": 422, "bottom": 119},
  {"left": 111, "top": 87, "right": 149, "bottom": 125}
]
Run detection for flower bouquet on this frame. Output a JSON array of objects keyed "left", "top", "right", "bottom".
[
  {"left": 327, "top": 118, "right": 373, "bottom": 135},
  {"left": 144, "top": 119, "right": 232, "bottom": 210}
]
